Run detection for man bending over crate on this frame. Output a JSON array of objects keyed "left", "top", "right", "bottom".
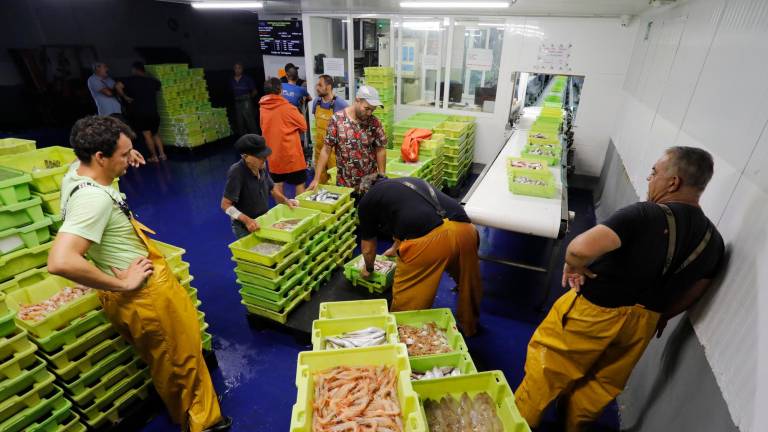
[
  {"left": 356, "top": 175, "right": 483, "bottom": 336},
  {"left": 47, "top": 115, "right": 231, "bottom": 432}
]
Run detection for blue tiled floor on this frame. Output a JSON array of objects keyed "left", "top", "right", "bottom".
[{"left": 106, "top": 140, "right": 617, "bottom": 432}]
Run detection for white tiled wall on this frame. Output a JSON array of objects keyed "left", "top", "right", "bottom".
[{"left": 612, "top": 0, "right": 768, "bottom": 430}]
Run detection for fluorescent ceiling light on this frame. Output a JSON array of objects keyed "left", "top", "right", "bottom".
[
  {"left": 402, "top": 21, "right": 440, "bottom": 30},
  {"left": 191, "top": 2, "right": 263, "bottom": 9},
  {"left": 401, "top": 1, "right": 509, "bottom": 8}
]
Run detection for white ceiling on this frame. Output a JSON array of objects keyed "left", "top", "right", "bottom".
[{"left": 172, "top": 0, "right": 655, "bottom": 17}]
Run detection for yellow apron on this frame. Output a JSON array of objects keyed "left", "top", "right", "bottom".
[
  {"left": 313, "top": 99, "right": 337, "bottom": 184},
  {"left": 514, "top": 289, "right": 660, "bottom": 432},
  {"left": 98, "top": 218, "right": 222, "bottom": 432}
]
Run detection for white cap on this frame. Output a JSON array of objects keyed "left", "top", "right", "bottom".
[{"left": 357, "top": 85, "right": 384, "bottom": 107}]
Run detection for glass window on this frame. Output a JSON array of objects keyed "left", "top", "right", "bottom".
[
  {"left": 396, "top": 18, "right": 447, "bottom": 107},
  {"left": 309, "top": 16, "right": 350, "bottom": 101},
  {"left": 447, "top": 18, "right": 505, "bottom": 112}
]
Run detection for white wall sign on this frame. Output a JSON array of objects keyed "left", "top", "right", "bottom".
[
  {"left": 466, "top": 48, "right": 493, "bottom": 71},
  {"left": 323, "top": 57, "right": 345, "bottom": 77},
  {"left": 535, "top": 43, "right": 573, "bottom": 72},
  {"left": 423, "top": 54, "right": 439, "bottom": 70}
]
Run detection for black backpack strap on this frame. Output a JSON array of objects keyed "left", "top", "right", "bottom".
[
  {"left": 659, "top": 203, "right": 714, "bottom": 276},
  {"left": 394, "top": 179, "right": 447, "bottom": 219}
]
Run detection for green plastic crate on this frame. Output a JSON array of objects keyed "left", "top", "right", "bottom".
[
  {"left": 233, "top": 249, "right": 301, "bottom": 279},
  {"left": 235, "top": 263, "right": 300, "bottom": 292},
  {"left": 343, "top": 254, "right": 395, "bottom": 286},
  {"left": 0, "top": 356, "right": 50, "bottom": 402},
  {"left": 0, "top": 146, "right": 75, "bottom": 193},
  {"left": 30, "top": 190, "right": 60, "bottom": 216},
  {"left": 59, "top": 345, "right": 135, "bottom": 395},
  {"left": 31, "top": 309, "right": 109, "bottom": 354},
  {"left": 59, "top": 411, "right": 86, "bottom": 432},
  {"left": 0, "top": 384, "right": 64, "bottom": 432},
  {"left": 239, "top": 274, "right": 306, "bottom": 312},
  {"left": 326, "top": 199, "right": 354, "bottom": 225},
  {"left": 289, "top": 343, "right": 426, "bottom": 432},
  {"left": 295, "top": 185, "right": 353, "bottom": 213},
  {"left": 392, "top": 309, "right": 469, "bottom": 357},
  {"left": 310, "top": 314, "right": 398, "bottom": 351},
  {"left": 0, "top": 216, "right": 52, "bottom": 256},
  {"left": 0, "top": 368, "right": 55, "bottom": 423},
  {"left": 229, "top": 234, "right": 296, "bottom": 267},
  {"left": 202, "top": 332, "right": 212, "bottom": 351},
  {"left": 364, "top": 66, "right": 394, "bottom": 77},
  {"left": 0, "top": 266, "right": 46, "bottom": 294},
  {"left": 0, "top": 138, "right": 36, "bottom": 156},
  {"left": 37, "top": 322, "right": 116, "bottom": 370},
  {"left": 434, "top": 122, "right": 469, "bottom": 139},
  {"left": 238, "top": 266, "right": 303, "bottom": 301},
  {"left": 47, "top": 213, "right": 62, "bottom": 234},
  {"left": 0, "top": 167, "right": 32, "bottom": 206},
  {"left": 67, "top": 355, "right": 143, "bottom": 405},
  {"left": 409, "top": 352, "right": 477, "bottom": 379},
  {"left": 79, "top": 368, "right": 151, "bottom": 421},
  {"left": 0, "top": 334, "right": 36, "bottom": 381},
  {"left": 508, "top": 170, "right": 557, "bottom": 198},
  {"left": 5, "top": 274, "right": 100, "bottom": 338},
  {"left": 151, "top": 239, "right": 186, "bottom": 269},
  {"left": 412, "top": 371, "right": 531, "bottom": 432},
  {"left": 80, "top": 377, "right": 153, "bottom": 429},
  {"left": 0, "top": 309, "right": 14, "bottom": 337},
  {"left": 50, "top": 335, "right": 128, "bottom": 382},
  {"left": 19, "top": 393, "right": 73, "bottom": 432},
  {"left": 171, "top": 260, "right": 190, "bottom": 282},
  {"left": 318, "top": 299, "right": 389, "bottom": 320},
  {"left": 241, "top": 284, "right": 311, "bottom": 324},
  {"left": 254, "top": 205, "right": 320, "bottom": 243}
]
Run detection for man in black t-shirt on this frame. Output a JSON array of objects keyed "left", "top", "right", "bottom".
[
  {"left": 119, "top": 62, "right": 166, "bottom": 162},
  {"left": 357, "top": 176, "right": 482, "bottom": 336},
  {"left": 515, "top": 147, "right": 725, "bottom": 431},
  {"left": 220, "top": 135, "right": 299, "bottom": 238}
]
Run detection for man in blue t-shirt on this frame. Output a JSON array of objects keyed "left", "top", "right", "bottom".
[
  {"left": 231, "top": 62, "right": 258, "bottom": 136},
  {"left": 87, "top": 62, "right": 123, "bottom": 116}
]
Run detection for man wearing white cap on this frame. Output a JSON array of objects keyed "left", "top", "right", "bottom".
[{"left": 309, "top": 85, "right": 387, "bottom": 196}]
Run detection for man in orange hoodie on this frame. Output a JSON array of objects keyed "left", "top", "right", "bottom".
[{"left": 259, "top": 78, "right": 308, "bottom": 197}]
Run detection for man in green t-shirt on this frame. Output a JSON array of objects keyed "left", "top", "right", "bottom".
[{"left": 48, "top": 116, "right": 230, "bottom": 432}]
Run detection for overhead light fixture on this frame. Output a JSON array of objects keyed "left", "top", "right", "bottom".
[
  {"left": 191, "top": 2, "right": 263, "bottom": 9},
  {"left": 400, "top": 1, "right": 509, "bottom": 8}
]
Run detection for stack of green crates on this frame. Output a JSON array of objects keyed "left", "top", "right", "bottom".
[
  {"left": 435, "top": 117, "right": 476, "bottom": 188},
  {"left": 3, "top": 274, "right": 150, "bottom": 430},
  {"left": 365, "top": 67, "right": 395, "bottom": 147},
  {"left": 302, "top": 301, "right": 532, "bottom": 431},
  {"left": 146, "top": 63, "right": 231, "bottom": 148},
  {"left": 0, "top": 290, "right": 87, "bottom": 432}
]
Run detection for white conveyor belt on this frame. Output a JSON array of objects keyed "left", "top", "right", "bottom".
[{"left": 464, "top": 107, "right": 566, "bottom": 239}]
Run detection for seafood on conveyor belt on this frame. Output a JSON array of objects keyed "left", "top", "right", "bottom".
[
  {"left": 423, "top": 392, "right": 503, "bottom": 432},
  {"left": 411, "top": 366, "right": 461, "bottom": 381},
  {"left": 271, "top": 218, "right": 303, "bottom": 231},
  {"left": 513, "top": 176, "right": 547, "bottom": 186},
  {"left": 248, "top": 242, "right": 283, "bottom": 255},
  {"left": 530, "top": 132, "right": 555, "bottom": 139},
  {"left": 18, "top": 285, "right": 92, "bottom": 322},
  {"left": 308, "top": 189, "right": 341, "bottom": 203},
  {"left": 509, "top": 160, "right": 545, "bottom": 170},
  {"left": 397, "top": 322, "right": 452, "bottom": 357},
  {"left": 312, "top": 365, "right": 403, "bottom": 432},
  {"left": 324, "top": 327, "right": 387, "bottom": 350},
  {"left": 356, "top": 258, "right": 396, "bottom": 274},
  {"left": 526, "top": 147, "right": 556, "bottom": 157}
]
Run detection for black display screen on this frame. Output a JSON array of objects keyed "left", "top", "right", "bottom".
[{"left": 258, "top": 20, "right": 304, "bottom": 56}]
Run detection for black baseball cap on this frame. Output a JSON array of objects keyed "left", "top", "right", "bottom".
[
  {"left": 235, "top": 134, "right": 272, "bottom": 158},
  {"left": 284, "top": 62, "right": 299, "bottom": 72}
]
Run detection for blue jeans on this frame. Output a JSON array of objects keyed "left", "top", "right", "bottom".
[{"left": 231, "top": 220, "right": 250, "bottom": 239}]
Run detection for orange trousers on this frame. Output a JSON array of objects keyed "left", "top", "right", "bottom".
[
  {"left": 515, "top": 289, "right": 660, "bottom": 432},
  {"left": 391, "top": 220, "right": 482, "bottom": 335}
]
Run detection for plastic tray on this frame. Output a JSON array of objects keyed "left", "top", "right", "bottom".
[
  {"left": 0, "top": 356, "right": 49, "bottom": 402},
  {"left": 233, "top": 249, "right": 301, "bottom": 279},
  {"left": 0, "top": 138, "right": 36, "bottom": 156},
  {"left": 254, "top": 204, "right": 320, "bottom": 243},
  {"left": 60, "top": 345, "right": 136, "bottom": 395},
  {"left": 235, "top": 262, "right": 300, "bottom": 292},
  {"left": 5, "top": 274, "right": 100, "bottom": 338},
  {"left": 50, "top": 335, "right": 128, "bottom": 382},
  {"left": 37, "top": 322, "right": 117, "bottom": 370},
  {"left": 238, "top": 266, "right": 304, "bottom": 302},
  {"left": 0, "top": 146, "right": 75, "bottom": 194},
  {"left": 81, "top": 377, "right": 153, "bottom": 429},
  {"left": 0, "top": 240, "right": 50, "bottom": 285},
  {"left": 0, "top": 308, "right": 14, "bottom": 337},
  {"left": 0, "top": 166, "right": 33, "bottom": 206},
  {"left": 409, "top": 352, "right": 477, "bottom": 379},
  {"left": 310, "top": 314, "right": 398, "bottom": 351},
  {"left": 343, "top": 254, "right": 396, "bottom": 287},
  {"left": 67, "top": 356, "right": 143, "bottom": 405},
  {"left": 412, "top": 371, "right": 531, "bottom": 432},
  {"left": 0, "top": 384, "right": 64, "bottom": 432},
  {"left": 392, "top": 309, "right": 469, "bottom": 357},
  {"left": 289, "top": 343, "right": 426, "bottom": 432},
  {"left": 58, "top": 411, "right": 87, "bottom": 432},
  {"left": 33, "top": 309, "right": 110, "bottom": 354},
  {"left": 239, "top": 274, "right": 306, "bottom": 312},
  {"left": 30, "top": 190, "right": 61, "bottom": 216},
  {"left": 296, "top": 185, "right": 353, "bottom": 213},
  {"left": 0, "top": 217, "right": 52, "bottom": 256},
  {"left": 0, "top": 334, "right": 36, "bottom": 381},
  {"left": 171, "top": 260, "right": 190, "bottom": 282},
  {"left": 508, "top": 170, "right": 557, "bottom": 198},
  {"left": 79, "top": 367, "right": 151, "bottom": 421},
  {"left": 202, "top": 332, "right": 212, "bottom": 351},
  {"left": 151, "top": 239, "right": 186, "bottom": 269},
  {"left": 241, "top": 284, "right": 311, "bottom": 324},
  {"left": 229, "top": 234, "right": 296, "bottom": 267},
  {"left": 364, "top": 66, "right": 395, "bottom": 77},
  {"left": 434, "top": 122, "right": 469, "bottom": 139},
  {"left": 17, "top": 393, "right": 73, "bottom": 432},
  {"left": 318, "top": 299, "right": 389, "bottom": 320},
  {"left": 0, "top": 368, "right": 56, "bottom": 423}
]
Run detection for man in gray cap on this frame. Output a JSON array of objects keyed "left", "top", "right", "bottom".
[
  {"left": 221, "top": 134, "right": 299, "bottom": 238},
  {"left": 309, "top": 85, "right": 388, "bottom": 197}
]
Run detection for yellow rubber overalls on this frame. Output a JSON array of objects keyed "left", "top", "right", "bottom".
[
  {"left": 98, "top": 218, "right": 222, "bottom": 432},
  {"left": 313, "top": 97, "right": 338, "bottom": 184}
]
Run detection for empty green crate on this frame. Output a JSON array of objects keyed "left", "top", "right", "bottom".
[
  {"left": 0, "top": 138, "right": 36, "bottom": 156},
  {"left": 0, "top": 356, "right": 50, "bottom": 402},
  {"left": 311, "top": 314, "right": 398, "bottom": 351},
  {"left": 5, "top": 274, "right": 100, "bottom": 339},
  {"left": 19, "top": 393, "right": 73, "bottom": 432},
  {"left": 202, "top": 332, "right": 212, "bottom": 351},
  {"left": 80, "top": 377, "right": 153, "bottom": 429},
  {"left": 37, "top": 322, "right": 117, "bottom": 370},
  {"left": 0, "top": 217, "right": 52, "bottom": 256},
  {"left": 392, "top": 308, "right": 469, "bottom": 357},
  {"left": 0, "top": 167, "right": 32, "bottom": 206},
  {"left": 151, "top": 239, "right": 186, "bottom": 269},
  {"left": 33, "top": 309, "right": 109, "bottom": 354},
  {"left": 0, "top": 368, "right": 55, "bottom": 423},
  {"left": 30, "top": 190, "right": 61, "bottom": 216},
  {"left": 60, "top": 345, "right": 135, "bottom": 395},
  {"left": 296, "top": 184, "right": 353, "bottom": 213},
  {"left": 0, "top": 384, "right": 64, "bottom": 432},
  {"left": 0, "top": 309, "right": 15, "bottom": 338},
  {"left": 235, "top": 263, "right": 300, "bottom": 292},
  {"left": 229, "top": 234, "right": 296, "bottom": 267},
  {"left": 255, "top": 205, "right": 320, "bottom": 243},
  {"left": 78, "top": 367, "right": 150, "bottom": 421},
  {"left": 59, "top": 411, "right": 87, "bottom": 432},
  {"left": 0, "top": 266, "right": 44, "bottom": 296},
  {"left": 241, "top": 284, "right": 310, "bottom": 324},
  {"left": 239, "top": 274, "right": 306, "bottom": 312},
  {"left": 172, "top": 261, "right": 191, "bottom": 282},
  {"left": 50, "top": 336, "right": 128, "bottom": 382},
  {"left": 409, "top": 351, "right": 477, "bottom": 378},
  {"left": 0, "top": 335, "right": 36, "bottom": 381},
  {"left": 412, "top": 371, "right": 531, "bottom": 432},
  {"left": 238, "top": 266, "right": 303, "bottom": 301},
  {"left": 0, "top": 146, "right": 75, "bottom": 193},
  {"left": 434, "top": 122, "right": 469, "bottom": 139},
  {"left": 67, "top": 356, "right": 143, "bottom": 406},
  {"left": 232, "top": 249, "right": 301, "bottom": 279},
  {"left": 305, "top": 231, "right": 330, "bottom": 253},
  {"left": 318, "top": 299, "right": 389, "bottom": 320}
]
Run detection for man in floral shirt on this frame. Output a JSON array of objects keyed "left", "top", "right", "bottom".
[{"left": 309, "top": 85, "right": 387, "bottom": 195}]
